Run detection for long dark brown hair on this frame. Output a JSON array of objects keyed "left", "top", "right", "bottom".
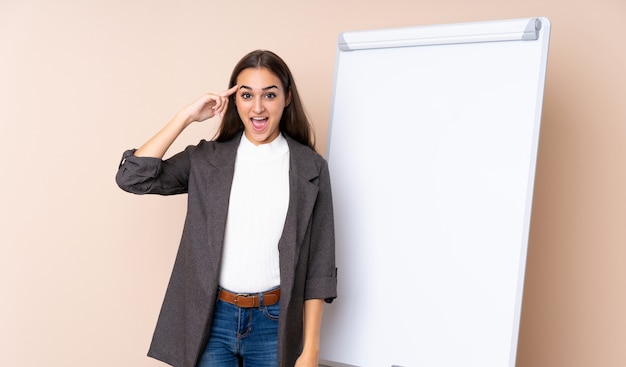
[{"left": 214, "top": 50, "right": 316, "bottom": 150}]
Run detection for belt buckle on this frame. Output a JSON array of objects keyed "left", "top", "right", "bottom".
[{"left": 234, "top": 293, "right": 255, "bottom": 307}]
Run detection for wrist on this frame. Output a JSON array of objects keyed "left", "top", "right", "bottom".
[
  {"left": 301, "top": 342, "right": 320, "bottom": 356},
  {"left": 172, "top": 111, "right": 195, "bottom": 129}
]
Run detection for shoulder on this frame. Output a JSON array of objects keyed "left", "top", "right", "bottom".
[
  {"left": 284, "top": 134, "right": 326, "bottom": 166},
  {"left": 284, "top": 134, "right": 330, "bottom": 184},
  {"left": 190, "top": 136, "right": 238, "bottom": 152},
  {"left": 184, "top": 135, "right": 241, "bottom": 162}
]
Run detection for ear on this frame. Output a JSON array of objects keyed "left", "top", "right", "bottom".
[{"left": 285, "top": 89, "right": 292, "bottom": 106}]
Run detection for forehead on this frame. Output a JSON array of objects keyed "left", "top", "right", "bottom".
[{"left": 236, "top": 67, "right": 283, "bottom": 89}]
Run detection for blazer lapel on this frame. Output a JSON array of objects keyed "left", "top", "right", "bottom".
[
  {"left": 202, "top": 135, "right": 241, "bottom": 279},
  {"left": 279, "top": 136, "right": 320, "bottom": 302}
]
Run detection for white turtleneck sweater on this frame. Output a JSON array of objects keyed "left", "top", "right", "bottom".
[{"left": 219, "top": 133, "right": 290, "bottom": 293}]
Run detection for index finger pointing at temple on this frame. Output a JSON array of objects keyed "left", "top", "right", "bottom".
[{"left": 222, "top": 85, "right": 239, "bottom": 98}]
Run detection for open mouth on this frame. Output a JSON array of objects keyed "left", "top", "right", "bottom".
[{"left": 251, "top": 117, "right": 268, "bottom": 131}]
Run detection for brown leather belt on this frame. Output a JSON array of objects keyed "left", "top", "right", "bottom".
[{"left": 218, "top": 288, "right": 280, "bottom": 308}]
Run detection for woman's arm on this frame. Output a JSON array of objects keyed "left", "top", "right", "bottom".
[
  {"left": 134, "top": 86, "right": 237, "bottom": 158},
  {"left": 295, "top": 298, "right": 325, "bottom": 367}
]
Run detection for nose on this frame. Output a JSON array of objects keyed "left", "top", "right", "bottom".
[{"left": 252, "top": 96, "right": 265, "bottom": 113}]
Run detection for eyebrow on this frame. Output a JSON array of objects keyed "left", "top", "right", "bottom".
[{"left": 239, "top": 85, "right": 279, "bottom": 91}]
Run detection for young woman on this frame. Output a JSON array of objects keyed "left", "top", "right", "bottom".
[{"left": 116, "top": 50, "right": 337, "bottom": 367}]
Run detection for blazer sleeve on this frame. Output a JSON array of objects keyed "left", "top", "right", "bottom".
[
  {"left": 115, "top": 147, "right": 192, "bottom": 195},
  {"left": 305, "top": 158, "right": 338, "bottom": 303}
]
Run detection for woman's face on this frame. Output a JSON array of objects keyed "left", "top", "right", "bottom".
[{"left": 235, "top": 67, "right": 290, "bottom": 145}]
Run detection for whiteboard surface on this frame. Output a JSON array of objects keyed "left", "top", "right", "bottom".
[{"left": 320, "top": 18, "right": 550, "bottom": 367}]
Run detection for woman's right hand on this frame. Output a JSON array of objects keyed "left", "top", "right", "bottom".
[{"left": 181, "top": 85, "right": 239, "bottom": 125}]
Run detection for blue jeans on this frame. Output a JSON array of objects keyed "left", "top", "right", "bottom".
[{"left": 197, "top": 298, "right": 279, "bottom": 367}]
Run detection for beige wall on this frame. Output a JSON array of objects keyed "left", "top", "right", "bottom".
[{"left": 1, "top": 0, "right": 625, "bottom": 366}]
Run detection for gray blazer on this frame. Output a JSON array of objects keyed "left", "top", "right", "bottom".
[{"left": 116, "top": 133, "right": 337, "bottom": 367}]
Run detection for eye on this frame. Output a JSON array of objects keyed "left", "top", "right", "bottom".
[
  {"left": 265, "top": 92, "right": 277, "bottom": 100},
  {"left": 240, "top": 92, "right": 252, "bottom": 100}
]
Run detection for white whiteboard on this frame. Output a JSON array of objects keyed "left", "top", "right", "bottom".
[{"left": 320, "top": 18, "right": 550, "bottom": 367}]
